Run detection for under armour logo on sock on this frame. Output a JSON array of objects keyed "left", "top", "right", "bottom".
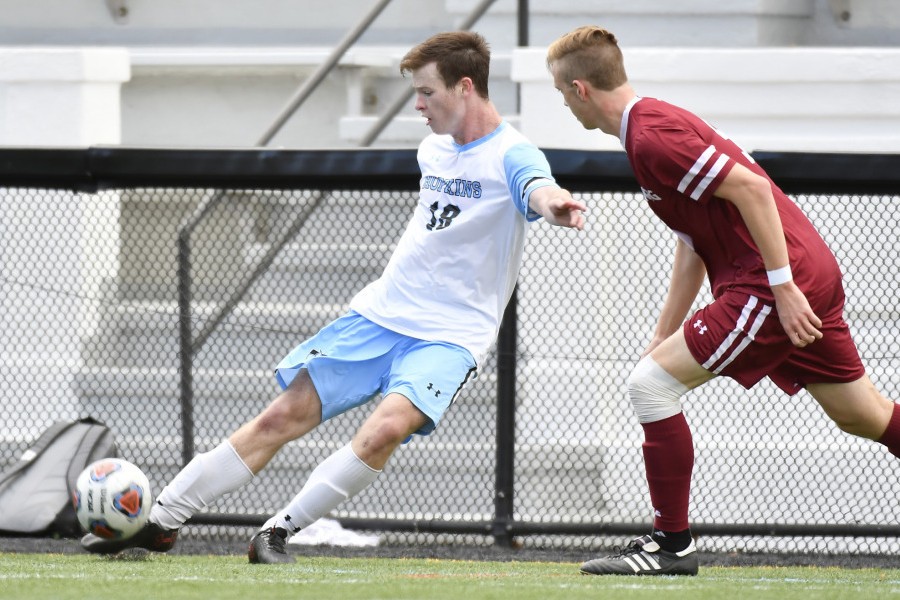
[{"left": 284, "top": 514, "right": 301, "bottom": 534}]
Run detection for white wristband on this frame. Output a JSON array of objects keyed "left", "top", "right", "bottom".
[{"left": 767, "top": 265, "right": 793, "bottom": 286}]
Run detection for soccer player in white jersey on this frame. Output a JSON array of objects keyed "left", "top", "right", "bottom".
[
  {"left": 81, "top": 31, "right": 586, "bottom": 563},
  {"left": 546, "top": 25, "right": 900, "bottom": 576}
]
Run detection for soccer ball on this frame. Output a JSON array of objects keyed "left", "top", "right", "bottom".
[{"left": 73, "top": 458, "right": 152, "bottom": 539}]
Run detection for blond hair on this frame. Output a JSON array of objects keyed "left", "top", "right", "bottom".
[{"left": 546, "top": 26, "right": 627, "bottom": 91}]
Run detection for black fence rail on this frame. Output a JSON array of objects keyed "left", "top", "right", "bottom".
[{"left": 2, "top": 147, "right": 900, "bottom": 555}]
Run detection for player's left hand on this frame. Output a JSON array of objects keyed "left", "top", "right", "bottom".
[
  {"left": 529, "top": 187, "right": 586, "bottom": 230},
  {"left": 546, "top": 195, "right": 587, "bottom": 230},
  {"left": 556, "top": 198, "right": 587, "bottom": 230},
  {"left": 772, "top": 281, "right": 823, "bottom": 347}
]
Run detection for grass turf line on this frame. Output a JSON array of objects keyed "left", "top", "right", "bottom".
[{"left": 1, "top": 553, "right": 898, "bottom": 600}]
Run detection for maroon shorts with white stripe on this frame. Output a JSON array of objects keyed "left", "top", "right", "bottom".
[{"left": 683, "top": 288, "right": 865, "bottom": 395}]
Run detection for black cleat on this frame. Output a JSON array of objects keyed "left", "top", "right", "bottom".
[
  {"left": 580, "top": 535, "right": 699, "bottom": 576},
  {"left": 81, "top": 521, "right": 179, "bottom": 555},
  {"left": 248, "top": 526, "right": 295, "bottom": 564}
]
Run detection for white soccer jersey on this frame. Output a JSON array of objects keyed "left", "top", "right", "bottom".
[{"left": 349, "top": 121, "right": 556, "bottom": 364}]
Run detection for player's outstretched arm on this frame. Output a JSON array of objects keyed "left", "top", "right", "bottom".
[{"left": 528, "top": 185, "right": 586, "bottom": 230}]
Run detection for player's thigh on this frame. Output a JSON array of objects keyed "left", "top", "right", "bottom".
[
  {"left": 386, "top": 340, "right": 476, "bottom": 434},
  {"left": 262, "top": 368, "right": 323, "bottom": 433},
  {"left": 236, "top": 371, "right": 321, "bottom": 441},
  {"left": 807, "top": 375, "right": 894, "bottom": 439},
  {"left": 649, "top": 327, "right": 715, "bottom": 390}
]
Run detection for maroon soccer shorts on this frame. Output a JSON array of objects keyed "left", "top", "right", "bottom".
[{"left": 683, "top": 288, "right": 865, "bottom": 395}]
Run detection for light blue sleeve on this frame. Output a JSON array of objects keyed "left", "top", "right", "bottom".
[{"left": 503, "top": 142, "right": 557, "bottom": 221}]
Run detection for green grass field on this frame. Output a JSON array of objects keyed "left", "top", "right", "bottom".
[{"left": 1, "top": 552, "right": 899, "bottom": 600}]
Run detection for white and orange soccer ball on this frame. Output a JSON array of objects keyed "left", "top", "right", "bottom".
[{"left": 73, "top": 458, "right": 152, "bottom": 540}]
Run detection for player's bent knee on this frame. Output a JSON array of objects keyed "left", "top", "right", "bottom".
[
  {"left": 357, "top": 414, "right": 416, "bottom": 453},
  {"left": 830, "top": 413, "right": 880, "bottom": 439},
  {"left": 628, "top": 355, "right": 689, "bottom": 423}
]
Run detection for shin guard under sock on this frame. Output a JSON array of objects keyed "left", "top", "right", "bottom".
[
  {"left": 264, "top": 444, "right": 381, "bottom": 536},
  {"left": 152, "top": 440, "right": 254, "bottom": 530},
  {"left": 641, "top": 412, "right": 694, "bottom": 533}
]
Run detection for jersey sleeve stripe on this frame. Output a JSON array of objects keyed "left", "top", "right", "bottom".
[
  {"left": 677, "top": 145, "right": 716, "bottom": 194},
  {"left": 689, "top": 153, "right": 730, "bottom": 200}
]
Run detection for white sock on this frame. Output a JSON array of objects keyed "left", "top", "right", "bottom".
[
  {"left": 263, "top": 444, "right": 381, "bottom": 536},
  {"left": 150, "top": 440, "right": 254, "bottom": 530}
]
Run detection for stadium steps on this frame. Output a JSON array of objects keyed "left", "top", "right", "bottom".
[
  {"left": 71, "top": 358, "right": 616, "bottom": 522},
  {"left": 74, "top": 362, "right": 499, "bottom": 433},
  {"left": 81, "top": 297, "right": 345, "bottom": 369}
]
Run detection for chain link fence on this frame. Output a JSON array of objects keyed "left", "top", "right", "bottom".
[{"left": 1, "top": 148, "right": 899, "bottom": 556}]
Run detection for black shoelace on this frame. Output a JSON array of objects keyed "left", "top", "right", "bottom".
[{"left": 266, "top": 528, "right": 288, "bottom": 553}]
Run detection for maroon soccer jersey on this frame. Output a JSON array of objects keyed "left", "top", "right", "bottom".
[
  {"left": 622, "top": 97, "right": 864, "bottom": 392},
  {"left": 622, "top": 97, "right": 841, "bottom": 302}
]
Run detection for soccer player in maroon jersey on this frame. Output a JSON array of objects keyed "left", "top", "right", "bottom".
[{"left": 546, "top": 25, "right": 900, "bottom": 576}]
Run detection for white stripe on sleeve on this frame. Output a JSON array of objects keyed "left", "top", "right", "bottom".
[{"left": 677, "top": 145, "right": 716, "bottom": 194}]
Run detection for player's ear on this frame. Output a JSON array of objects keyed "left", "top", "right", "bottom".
[
  {"left": 572, "top": 80, "right": 588, "bottom": 101},
  {"left": 458, "top": 76, "right": 474, "bottom": 95}
]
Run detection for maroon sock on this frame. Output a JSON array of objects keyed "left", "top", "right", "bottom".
[
  {"left": 641, "top": 413, "right": 694, "bottom": 532},
  {"left": 877, "top": 403, "right": 900, "bottom": 459}
]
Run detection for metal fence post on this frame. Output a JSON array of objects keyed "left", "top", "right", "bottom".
[
  {"left": 176, "top": 228, "right": 195, "bottom": 467},
  {"left": 493, "top": 287, "right": 518, "bottom": 546}
]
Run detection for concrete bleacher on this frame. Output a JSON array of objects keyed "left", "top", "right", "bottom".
[
  {"left": 3, "top": 0, "right": 900, "bottom": 528},
  {"left": 4, "top": 0, "right": 900, "bottom": 149}
]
